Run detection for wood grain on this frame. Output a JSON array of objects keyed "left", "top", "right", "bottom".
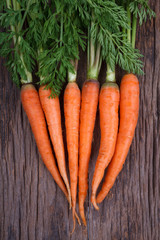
[{"left": 0, "top": 1, "right": 160, "bottom": 239}]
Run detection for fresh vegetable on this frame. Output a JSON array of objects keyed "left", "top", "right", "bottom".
[
  {"left": 78, "top": 7, "right": 104, "bottom": 226},
  {"left": 22, "top": 84, "right": 81, "bottom": 223},
  {"left": 0, "top": 0, "right": 70, "bottom": 201},
  {"left": 91, "top": 72, "right": 120, "bottom": 210},
  {"left": 96, "top": 0, "right": 155, "bottom": 203},
  {"left": 78, "top": 0, "right": 143, "bottom": 223},
  {"left": 20, "top": 1, "right": 72, "bottom": 207},
  {"left": 21, "top": 84, "right": 69, "bottom": 198},
  {"left": 39, "top": 85, "right": 71, "bottom": 208},
  {"left": 64, "top": 82, "right": 80, "bottom": 229},
  {"left": 64, "top": 61, "right": 81, "bottom": 232},
  {"left": 79, "top": 79, "right": 100, "bottom": 226},
  {"left": 38, "top": 1, "right": 88, "bottom": 230},
  {"left": 97, "top": 74, "right": 139, "bottom": 203},
  {"left": 0, "top": 0, "right": 155, "bottom": 227}
]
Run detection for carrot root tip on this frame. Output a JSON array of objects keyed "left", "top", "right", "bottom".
[
  {"left": 83, "top": 219, "right": 87, "bottom": 227},
  {"left": 68, "top": 192, "right": 72, "bottom": 209},
  {"left": 91, "top": 194, "right": 99, "bottom": 210},
  {"left": 70, "top": 215, "right": 76, "bottom": 235},
  {"left": 75, "top": 212, "right": 81, "bottom": 225},
  {"left": 79, "top": 206, "right": 87, "bottom": 226}
]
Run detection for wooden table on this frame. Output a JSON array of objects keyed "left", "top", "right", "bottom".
[{"left": 0, "top": 1, "right": 159, "bottom": 239}]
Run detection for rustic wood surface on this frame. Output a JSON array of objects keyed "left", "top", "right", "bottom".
[{"left": 0, "top": 1, "right": 160, "bottom": 239}]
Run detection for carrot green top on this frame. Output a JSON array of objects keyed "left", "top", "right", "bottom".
[
  {"left": 118, "top": 0, "right": 155, "bottom": 48},
  {"left": 105, "top": 0, "right": 155, "bottom": 81},
  {"left": 37, "top": 1, "right": 86, "bottom": 95},
  {"left": 87, "top": 0, "right": 147, "bottom": 83},
  {"left": 0, "top": 0, "right": 155, "bottom": 94},
  {"left": 0, "top": 0, "right": 36, "bottom": 86}
]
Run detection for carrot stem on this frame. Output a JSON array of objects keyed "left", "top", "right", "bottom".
[
  {"left": 122, "top": 27, "right": 126, "bottom": 42},
  {"left": 87, "top": 25, "right": 90, "bottom": 69},
  {"left": 87, "top": 20, "right": 102, "bottom": 80},
  {"left": 127, "top": 5, "right": 131, "bottom": 43},
  {"left": 60, "top": 8, "right": 63, "bottom": 47},
  {"left": 6, "top": 0, "right": 32, "bottom": 84},
  {"left": 19, "top": 0, "right": 32, "bottom": 32},
  {"left": 68, "top": 71, "right": 77, "bottom": 83},
  {"left": 12, "top": 0, "right": 17, "bottom": 11},
  {"left": 68, "top": 59, "right": 78, "bottom": 83},
  {"left": 122, "top": 1, "right": 126, "bottom": 42},
  {"left": 106, "top": 64, "right": 115, "bottom": 83},
  {"left": 95, "top": 43, "right": 102, "bottom": 73},
  {"left": 6, "top": 0, "right": 11, "bottom": 7},
  {"left": 87, "top": 67, "right": 99, "bottom": 80},
  {"left": 6, "top": 0, "right": 16, "bottom": 44},
  {"left": 89, "top": 36, "right": 95, "bottom": 69},
  {"left": 132, "top": 15, "right": 137, "bottom": 49}
]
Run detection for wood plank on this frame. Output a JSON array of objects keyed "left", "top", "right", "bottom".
[{"left": 0, "top": 1, "right": 159, "bottom": 239}]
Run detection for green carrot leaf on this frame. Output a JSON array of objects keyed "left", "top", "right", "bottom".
[{"left": 129, "top": 0, "right": 155, "bottom": 25}]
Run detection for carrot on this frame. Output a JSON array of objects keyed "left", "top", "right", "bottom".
[
  {"left": 97, "top": 74, "right": 139, "bottom": 203},
  {"left": 91, "top": 82, "right": 120, "bottom": 210},
  {"left": 21, "top": 84, "right": 68, "bottom": 198},
  {"left": 39, "top": 85, "right": 71, "bottom": 208},
  {"left": 64, "top": 82, "right": 81, "bottom": 232},
  {"left": 79, "top": 79, "right": 99, "bottom": 226}
]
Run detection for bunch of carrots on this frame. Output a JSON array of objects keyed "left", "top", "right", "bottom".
[{"left": 0, "top": 0, "right": 155, "bottom": 232}]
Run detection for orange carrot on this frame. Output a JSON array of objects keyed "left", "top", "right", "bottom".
[
  {"left": 91, "top": 83, "right": 119, "bottom": 209},
  {"left": 79, "top": 79, "right": 99, "bottom": 226},
  {"left": 39, "top": 85, "right": 71, "bottom": 207},
  {"left": 21, "top": 84, "right": 68, "bottom": 198},
  {"left": 97, "top": 74, "right": 139, "bottom": 203},
  {"left": 64, "top": 82, "right": 81, "bottom": 231}
]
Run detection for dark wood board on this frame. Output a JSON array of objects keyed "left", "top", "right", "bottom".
[{"left": 0, "top": 1, "right": 160, "bottom": 239}]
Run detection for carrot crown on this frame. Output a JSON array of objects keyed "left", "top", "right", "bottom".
[
  {"left": 68, "top": 59, "right": 78, "bottom": 83},
  {"left": 106, "top": 64, "right": 116, "bottom": 83}
]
